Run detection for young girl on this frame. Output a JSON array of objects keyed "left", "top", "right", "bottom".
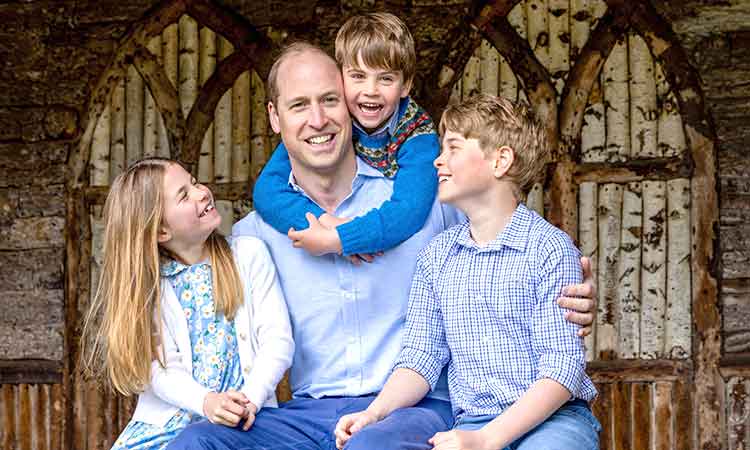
[{"left": 82, "top": 157, "right": 294, "bottom": 450}]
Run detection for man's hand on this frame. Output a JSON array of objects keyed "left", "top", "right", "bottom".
[
  {"left": 241, "top": 401, "right": 258, "bottom": 431},
  {"left": 429, "top": 429, "right": 494, "bottom": 450},
  {"left": 288, "top": 213, "right": 343, "bottom": 256},
  {"left": 557, "top": 256, "right": 597, "bottom": 336},
  {"left": 203, "top": 390, "right": 250, "bottom": 427},
  {"left": 334, "top": 410, "right": 380, "bottom": 449}
]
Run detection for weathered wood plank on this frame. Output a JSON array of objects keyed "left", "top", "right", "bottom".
[
  {"left": 2, "top": 384, "right": 15, "bottom": 450},
  {"left": 18, "top": 384, "right": 31, "bottom": 450},
  {"left": 592, "top": 383, "right": 612, "bottom": 450},
  {"left": 631, "top": 383, "right": 651, "bottom": 450},
  {"left": 612, "top": 382, "right": 632, "bottom": 450},
  {"left": 50, "top": 384, "right": 62, "bottom": 450},
  {"left": 653, "top": 381, "right": 673, "bottom": 450},
  {"left": 597, "top": 183, "right": 622, "bottom": 360}
]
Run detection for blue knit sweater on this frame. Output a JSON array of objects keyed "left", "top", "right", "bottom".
[{"left": 252, "top": 97, "right": 439, "bottom": 255}]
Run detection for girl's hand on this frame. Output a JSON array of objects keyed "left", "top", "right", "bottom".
[
  {"left": 429, "top": 429, "right": 495, "bottom": 450},
  {"left": 241, "top": 401, "right": 258, "bottom": 431},
  {"left": 203, "top": 390, "right": 250, "bottom": 427}
]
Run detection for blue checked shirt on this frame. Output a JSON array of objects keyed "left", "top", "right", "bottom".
[{"left": 394, "top": 204, "right": 597, "bottom": 417}]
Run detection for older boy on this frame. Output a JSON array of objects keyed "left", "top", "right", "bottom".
[
  {"left": 253, "top": 13, "right": 440, "bottom": 259},
  {"left": 335, "top": 95, "right": 601, "bottom": 450}
]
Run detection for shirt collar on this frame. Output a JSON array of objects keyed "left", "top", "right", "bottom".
[
  {"left": 456, "top": 203, "right": 532, "bottom": 252},
  {"left": 286, "top": 156, "right": 385, "bottom": 203},
  {"left": 160, "top": 258, "right": 211, "bottom": 277}
]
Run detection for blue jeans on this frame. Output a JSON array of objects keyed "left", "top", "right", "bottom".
[
  {"left": 453, "top": 399, "right": 601, "bottom": 450},
  {"left": 165, "top": 396, "right": 453, "bottom": 450}
]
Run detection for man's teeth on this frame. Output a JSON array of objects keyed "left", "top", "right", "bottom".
[
  {"left": 308, "top": 135, "right": 333, "bottom": 145},
  {"left": 200, "top": 203, "right": 214, "bottom": 217}
]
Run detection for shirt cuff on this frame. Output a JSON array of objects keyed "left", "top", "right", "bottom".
[
  {"left": 536, "top": 352, "right": 587, "bottom": 399},
  {"left": 393, "top": 347, "right": 443, "bottom": 390}
]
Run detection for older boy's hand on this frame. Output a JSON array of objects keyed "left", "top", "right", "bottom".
[
  {"left": 334, "top": 410, "right": 380, "bottom": 449},
  {"left": 428, "top": 429, "right": 494, "bottom": 450},
  {"left": 288, "top": 213, "right": 343, "bottom": 256},
  {"left": 557, "top": 256, "right": 597, "bottom": 336}
]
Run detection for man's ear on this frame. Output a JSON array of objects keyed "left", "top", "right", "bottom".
[
  {"left": 493, "top": 146, "right": 515, "bottom": 179},
  {"left": 268, "top": 101, "right": 281, "bottom": 133}
]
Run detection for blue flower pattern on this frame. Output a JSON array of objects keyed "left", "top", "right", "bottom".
[{"left": 111, "top": 260, "right": 245, "bottom": 450}]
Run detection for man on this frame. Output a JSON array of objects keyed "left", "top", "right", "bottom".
[{"left": 167, "top": 42, "right": 595, "bottom": 450}]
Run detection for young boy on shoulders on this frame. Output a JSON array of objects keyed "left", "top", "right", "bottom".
[
  {"left": 253, "top": 13, "right": 439, "bottom": 260},
  {"left": 334, "top": 94, "right": 600, "bottom": 450}
]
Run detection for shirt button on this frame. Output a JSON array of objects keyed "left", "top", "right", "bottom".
[
  {"left": 239, "top": 333, "right": 247, "bottom": 340},
  {"left": 243, "top": 367, "right": 250, "bottom": 374}
]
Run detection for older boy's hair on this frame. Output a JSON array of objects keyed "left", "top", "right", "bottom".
[
  {"left": 439, "top": 94, "right": 549, "bottom": 197},
  {"left": 267, "top": 41, "right": 332, "bottom": 105},
  {"left": 335, "top": 12, "right": 416, "bottom": 85}
]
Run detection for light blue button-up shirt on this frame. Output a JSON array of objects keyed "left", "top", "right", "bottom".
[{"left": 232, "top": 157, "right": 461, "bottom": 400}]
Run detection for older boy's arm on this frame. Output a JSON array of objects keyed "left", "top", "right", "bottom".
[
  {"left": 557, "top": 256, "right": 597, "bottom": 336},
  {"left": 430, "top": 380, "right": 570, "bottom": 450}
]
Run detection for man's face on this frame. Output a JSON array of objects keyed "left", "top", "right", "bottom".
[{"left": 268, "top": 51, "right": 353, "bottom": 178}]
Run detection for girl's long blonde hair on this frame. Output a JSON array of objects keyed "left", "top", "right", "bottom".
[{"left": 81, "top": 157, "right": 244, "bottom": 396}]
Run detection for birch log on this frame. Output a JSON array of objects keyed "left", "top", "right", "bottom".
[
  {"left": 462, "top": 47, "right": 480, "bottom": 99},
  {"left": 727, "top": 377, "right": 750, "bottom": 450},
  {"left": 90, "top": 207, "right": 105, "bottom": 311},
  {"left": 603, "top": 38, "right": 630, "bottom": 162},
  {"left": 526, "top": 182, "right": 544, "bottom": 217},
  {"left": 198, "top": 27, "right": 216, "bottom": 183},
  {"left": 526, "top": 0, "right": 550, "bottom": 70},
  {"left": 109, "top": 77, "right": 126, "bottom": 182},
  {"left": 578, "top": 182, "right": 598, "bottom": 361},
  {"left": 213, "top": 36, "right": 234, "bottom": 184},
  {"left": 581, "top": 75, "right": 606, "bottom": 162},
  {"left": 628, "top": 32, "right": 658, "bottom": 158},
  {"left": 141, "top": 37, "right": 160, "bottom": 158},
  {"left": 640, "top": 181, "right": 667, "bottom": 359},
  {"left": 250, "top": 71, "right": 269, "bottom": 180},
  {"left": 479, "top": 40, "right": 499, "bottom": 96},
  {"left": 232, "top": 70, "right": 251, "bottom": 183},
  {"left": 548, "top": 0, "right": 569, "bottom": 96},
  {"left": 666, "top": 178, "right": 691, "bottom": 358},
  {"left": 449, "top": 77, "right": 462, "bottom": 104},
  {"left": 570, "top": 0, "right": 590, "bottom": 60},
  {"left": 216, "top": 200, "right": 234, "bottom": 237},
  {"left": 499, "top": 56, "right": 518, "bottom": 101},
  {"left": 655, "top": 62, "right": 687, "bottom": 158},
  {"left": 508, "top": 1, "right": 527, "bottom": 40},
  {"left": 125, "top": 65, "right": 144, "bottom": 167},
  {"left": 178, "top": 16, "right": 199, "bottom": 119},
  {"left": 597, "top": 183, "right": 622, "bottom": 360},
  {"left": 90, "top": 105, "right": 111, "bottom": 186},
  {"left": 617, "top": 182, "right": 642, "bottom": 359},
  {"left": 162, "top": 22, "right": 178, "bottom": 157}
]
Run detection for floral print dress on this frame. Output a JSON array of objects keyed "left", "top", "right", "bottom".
[{"left": 111, "top": 260, "right": 245, "bottom": 450}]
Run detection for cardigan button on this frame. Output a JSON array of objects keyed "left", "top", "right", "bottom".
[
  {"left": 243, "top": 367, "right": 251, "bottom": 374},
  {"left": 239, "top": 333, "right": 247, "bottom": 340}
]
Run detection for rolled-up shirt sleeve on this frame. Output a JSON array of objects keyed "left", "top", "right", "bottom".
[{"left": 393, "top": 253, "right": 450, "bottom": 390}]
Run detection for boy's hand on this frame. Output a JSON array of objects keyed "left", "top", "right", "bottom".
[
  {"left": 429, "top": 429, "right": 494, "bottom": 450},
  {"left": 334, "top": 410, "right": 380, "bottom": 449},
  {"left": 203, "top": 390, "right": 250, "bottom": 427},
  {"left": 557, "top": 256, "right": 597, "bottom": 336},
  {"left": 288, "top": 213, "right": 343, "bottom": 256},
  {"left": 241, "top": 401, "right": 258, "bottom": 431}
]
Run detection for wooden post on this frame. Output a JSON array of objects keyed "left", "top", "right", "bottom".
[
  {"left": 618, "top": 182, "right": 642, "bottom": 359},
  {"left": 461, "top": 46, "right": 480, "bottom": 99},
  {"left": 603, "top": 38, "right": 630, "bottom": 162},
  {"left": 666, "top": 178, "right": 691, "bottom": 358},
  {"left": 479, "top": 40, "right": 499, "bottom": 96},
  {"left": 548, "top": 0, "right": 569, "bottom": 96},
  {"left": 143, "top": 36, "right": 162, "bottom": 158},
  {"left": 628, "top": 32, "right": 658, "bottom": 158},
  {"left": 250, "top": 71, "right": 269, "bottom": 181},
  {"left": 90, "top": 105, "right": 111, "bottom": 186},
  {"left": 597, "top": 183, "right": 622, "bottom": 360},
  {"left": 640, "top": 180, "right": 667, "bottom": 359},
  {"left": 213, "top": 36, "right": 234, "bottom": 183},
  {"left": 199, "top": 27, "right": 217, "bottom": 183},
  {"left": 578, "top": 182, "right": 597, "bottom": 361},
  {"left": 655, "top": 62, "right": 687, "bottom": 158},
  {"left": 110, "top": 77, "right": 126, "bottom": 181},
  {"left": 125, "top": 65, "right": 144, "bottom": 166},
  {"left": 232, "top": 70, "right": 251, "bottom": 183},
  {"left": 580, "top": 75, "right": 606, "bottom": 162}
]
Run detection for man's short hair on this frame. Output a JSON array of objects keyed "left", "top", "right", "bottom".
[
  {"left": 266, "top": 42, "right": 333, "bottom": 105},
  {"left": 439, "top": 94, "right": 550, "bottom": 196},
  {"left": 334, "top": 13, "right": 416, "bottom": 85}
]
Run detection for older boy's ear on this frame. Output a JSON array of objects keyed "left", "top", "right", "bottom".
[
  {"left": 493, "top": 146, "right": 515, "bottom": 178},
  {"left": 268, "top": 101, "right": 281, "bottom": 133}
]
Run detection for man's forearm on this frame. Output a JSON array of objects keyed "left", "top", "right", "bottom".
[{"left": 366, "top": 368, "right": 431, "bottom": 420}]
